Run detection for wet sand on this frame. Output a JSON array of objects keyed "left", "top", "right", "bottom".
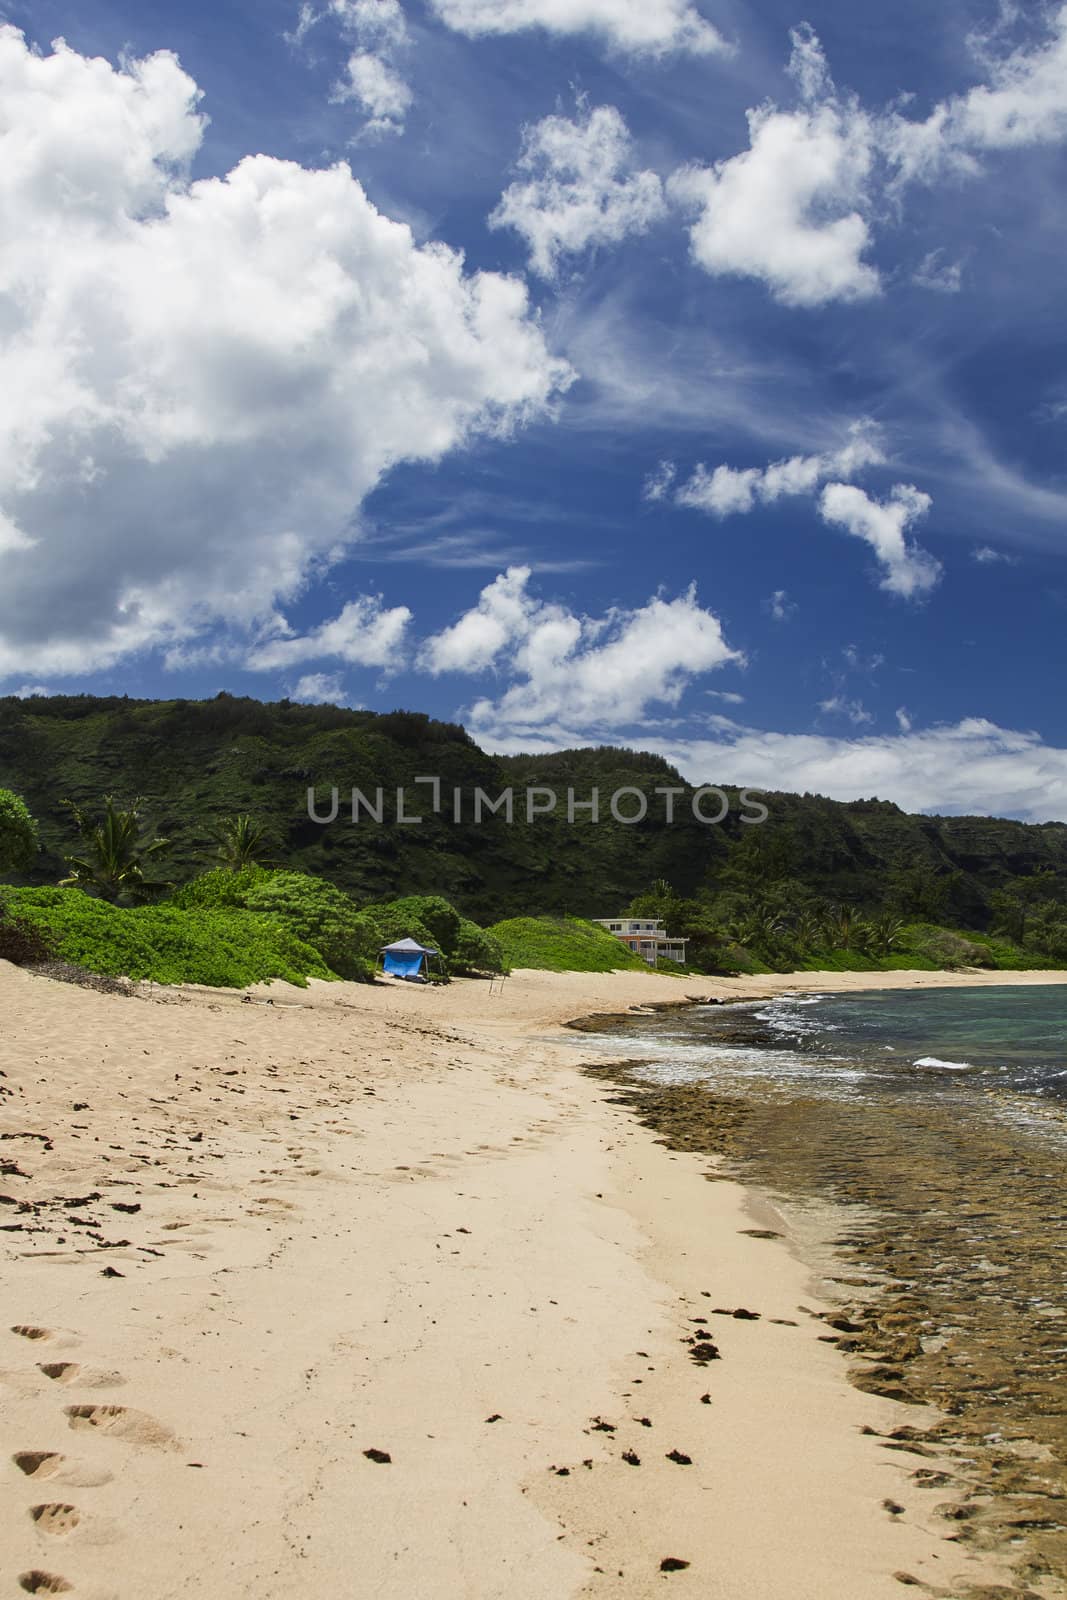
[{"left": 2, "top": 960, "right": 1065, "bottom": 1598}]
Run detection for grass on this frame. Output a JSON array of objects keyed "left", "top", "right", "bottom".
[{"left": 487, "top": 915, "right": 650, "bottom": 974}]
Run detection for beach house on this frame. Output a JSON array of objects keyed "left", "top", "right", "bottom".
[{"left": 593, "top": 917, "right": 688, "bottom": 967}]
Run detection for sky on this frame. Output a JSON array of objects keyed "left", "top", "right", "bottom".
[{"left": 2, "top": 0, "right": 1067, "bottom": 819}]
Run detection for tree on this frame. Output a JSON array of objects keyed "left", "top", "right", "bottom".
[
  {"left": 59, "top": 797, "right": 171, "bottom": 903},
  {"left": 0, "top": 789, "right": 38, "bottom": 874},
  {"left": 215, "top": 814, "right": 275, "bottom": 872}
]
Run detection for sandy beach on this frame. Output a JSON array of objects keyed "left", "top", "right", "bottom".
[{"left": 3, "top": 961, "right": 1065, "bottom": 1599}]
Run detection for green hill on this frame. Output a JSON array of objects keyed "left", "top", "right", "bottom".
[{"left": 2, "top": 694, "right": 1066, "bottom": 950}]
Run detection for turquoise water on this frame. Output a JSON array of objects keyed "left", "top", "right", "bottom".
[
  {"left": 753, "top": 984, "right": 1067, "bottom": 1101},
  {"left": 593, "top": 984, "right": 1067, "bottom": 1112}
]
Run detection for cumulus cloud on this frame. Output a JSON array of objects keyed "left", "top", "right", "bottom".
[
  {"left": 291, "top": 672, "right": 351, "bottom": 703},
  {"left": 888, "top": 5, "right": 1067, "bottom": 180},
  {"left": 428, "top": 0, "right": 727, "bottom": 57},
  {"left": 671, "top": 418, "right": 885, "bottom": 517},
  {"left": 490, "top": 103, "right": 666, "bottom": 279},
  {"left": 420, "top": 566, "right": 742, "bottom": 735},
  {"left": 669, "top": 25, "right": 879, "bottom": 307},
  {"left": 818, "top": 483, "right": 942, "bottom": 599},
  {"left": 245, "top": 596, "right": 411, "bottom": 671},
  {"left": 333, "top": 50, "right": 413, "bottom": 134},
  {"left": 0, "top": 29, "right": 570, "bottom": 681}
]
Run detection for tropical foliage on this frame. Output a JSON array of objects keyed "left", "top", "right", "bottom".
[
  {"left": 59, "top": 797, "right": 170, "bottom": 903},
  {"left": 215, "top": 814, "right": 275, "bottom": 871},
  {"left": 3, "top": 887, "right": 332, "bottom": 987},
  {"left": 0, "top": 788, "right": 38, "bottom": 874}
]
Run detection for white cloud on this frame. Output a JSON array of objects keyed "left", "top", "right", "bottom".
[
  {"left": 642, "top": 460, "right": 677, "bottom": 502},
  {"left": 428, "top": 0, "right": 728, "bottom": 57},
  {"left": 913, "top": 249, "right": 962, "bottom": 293},
  {"left": 895, "top": 706, "right": 912, "bottom": 732},
  {"left": 669, "top": 26, "right": 879, "bottom": 307},
  {"left": 293, "top": 0, "right": 412, "bottom": 136},
  {"left": 818, "top": 483, "right": 942, "bottom": 599},
  {"left": 819, "top": 695, "right": 873, "bottom": 726},
  {"left": 13, "top": 684, "right": 55, "bottom": 699},
  {"left": 490, "top": 104, "right": 666, "bottom": 279},
  {"left": 246, "top": 596, "right": 412, "bottom": 670},
  {"left": 291, "top": 672, "right": 350, "bottom": 703},
  {"left": 628, "top": 718, "right": 1067, "bottom": 824},
  {"left": 421, "top": 566, "right": 742, "bottom": 735},
  {"left": 971, "top": 544, "right": 1017, "bottom": 564},
  {"left": 0, "top": 29, "right": 570, "bottom": 681},
  {"left": 767, "top": 589, "right": 796, "bottom": 622},
  {"left": 672, "top": 418, "right": 885, "bottom": 517},
  {"left": 333, "top": 50, "right": 413, "bottom": 135},
  {"left": 418, "top": 566, "right": 537, "bottom": 675},
  {"left": 888, "top": 6, "right": 1067, "bottom": 181}
]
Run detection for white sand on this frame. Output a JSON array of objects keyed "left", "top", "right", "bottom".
[{"left": 3, "top": 960, "right": 1064, "bottom": 1598}]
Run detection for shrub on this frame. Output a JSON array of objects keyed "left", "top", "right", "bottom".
[
  {"left": 0, "top": 789, "right": 39, "bottom": 874},
  {"left": 171, "top": 866, "right": 272, "bottom": 909},
  {"left": 242, "top": 872, "right": 376, "bottom": 981},
  {"left": 0, "top": 892, "right": 57, "bottom": 965},
  {"left": 915, "top": 928, "right": 996, "bottom": 970},
  {"left": 450, "top": 918, "right": 507, "bottom": 976},
  {"left": 373, "top": 896, "right": 462, "bottom": 957},
  {"left": 5, "top": 887, "right": 332, "bottom": 987},
  {"left": 488, "top": 916, "right": 649, "bottom": 974}
]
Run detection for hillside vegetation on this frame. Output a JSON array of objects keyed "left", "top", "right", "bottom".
[{"left": 2, "top": 694, "right": 1066, "bottom": 980}]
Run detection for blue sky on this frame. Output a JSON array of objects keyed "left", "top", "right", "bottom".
[{"left": 2, "top": 0, "right": 1067, "bottom": 817}]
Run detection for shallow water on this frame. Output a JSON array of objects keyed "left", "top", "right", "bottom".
[{"left": 579, "top": 985, "right": 1067, "bottom": 1596}]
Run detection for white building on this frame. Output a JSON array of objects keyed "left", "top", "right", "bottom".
[{"left": 593, "top": 917, "right": 688, "bottom": 967}]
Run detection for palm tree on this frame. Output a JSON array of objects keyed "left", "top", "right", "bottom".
[
  {"left": 214, "top": 814, "right": 274, "bottom": 871},
  {"left": 792, "top": 909, "right": 826, "bottom": 955},
  {"left": 60, "top": 797, "right": 171, "bottom": 903},
  {"left": 827, "top": 904, "right": 868, "bottom": 951},
  {"left": 866, "top": 914, "right": 905, "bottom": 958}
]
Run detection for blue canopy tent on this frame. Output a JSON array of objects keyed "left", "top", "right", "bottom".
[{"left": 379, "top": 937, "right": 438, "bottom": 982}]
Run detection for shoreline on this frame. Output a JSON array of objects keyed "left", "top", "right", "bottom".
[{"left": 2, "top": 961, "right": 1062, "bottom": 1597}]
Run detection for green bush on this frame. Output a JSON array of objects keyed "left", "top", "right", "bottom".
[
  {"left": 0, "top": 891, "right": 57, "bottom": 965},
  {"left": 5, "top": 887, "right": 332, "bottom": 987},
  {"left": 372, "top": 896, "right": 462, "bottom": 957},
  {"left": 450, "top": 918, "right": 507, "bottom": 976},
  {"left": 0, "top": 789, "right": 39, "bottom": 874},
  {"left": 913, "top": 927, "right": 996, "bottom": 970},
  {"left": 488, "top": 916, "right": 649, "bottom": 974},
  {"left": 242, "top": 872, "right": 377, "bottom": 981},
  {"left": 170, "top": 865, "right": 272, "bottom": 909}
]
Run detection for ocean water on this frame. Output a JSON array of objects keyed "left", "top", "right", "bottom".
[{"left": 601, "top": 984, "right": 1067, "bottom": 1117}]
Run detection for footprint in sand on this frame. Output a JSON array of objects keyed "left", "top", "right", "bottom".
[
  {"left": 11, "top": 1327, "right": 55, "bottom": 1342},
  {"left": 13, "top": 1452, "right": 113, "bottom": 1488},
  {"left": 29, "top": 1504, "right": 81, "bottom": 1537},
  {"left": 39, "top": 1362, "right": 125, "bottom": 1389},
  {"left": 64, "top": 1404, "right": 174, "bottom": 1448},
  {"left": 13, "top": 1453, "right": 64, "bottom": 1480},
  {"left": 18, "top": 1573, "right": 73, "bottom": 1595}
]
